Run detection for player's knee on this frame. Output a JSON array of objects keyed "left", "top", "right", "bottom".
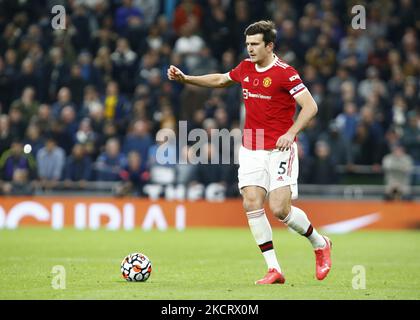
[
  {"left": 270, "top": 203, "right": 291, "bottom": 220},
  {"left": 242, "top": 196, "right": 264, "bottom": 212}
]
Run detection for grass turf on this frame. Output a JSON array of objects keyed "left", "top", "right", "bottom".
[{"left": 0, "top": 228, "right": 419, "bottom": 300}]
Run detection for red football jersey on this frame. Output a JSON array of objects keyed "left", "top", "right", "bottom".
[{"left": 227, "top": 55, "right": 307, "bottom": 150}]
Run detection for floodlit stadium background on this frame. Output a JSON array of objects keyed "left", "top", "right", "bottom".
[{"left": 0, "top": 0, "right": 419, "bottom": 301}]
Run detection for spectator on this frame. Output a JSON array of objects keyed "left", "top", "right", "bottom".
[
  {"left": 308, "top": 140, "right": 338, "bottom": 184},
  {"left": 358, "top": 66, "right": 387, "bottom": 101},
  {"left": 71, "top": 3, "right": 95, "bottom": 52},
  {"left": 191, "top": 142, "right": 229, "bottom": 186},
  {"left": 300, "top": 117, "right": 323, "bottom": 157},
  {"left": 192, "top": 46, "right": 219, "bottom": 76},
  {"left": 401, "top": 112, "right": 420, "bottom": 185},
  {"left": 22, "top": 124, "right": 45, "bottom": 157},
  {"left": 95, "top": 121, "right": 120, "bottom": 158},
  {"left": 202, "top": 1, "right": 231, "bottom": 60},
  {"left": 8, "top": 106, "right": 26, "bottom": 140},
  {"left": 79, "top": 85, "right": 103, "bottom": 119},
  {"left": 110, "top": 38, "right": 138, "bottom": 94},
  {"left": 65, "top": 64, "right": 87, "bottom": 111},
  {"left": 93, "top": 46, "right": 114, "bottom": 85},
  {"left": 403, "top": 77, "right": 418, "bottom": 111},
  {"left": 148, "top": 127, "right": 177, "bottom": 185},
  {"left": 173, "top": 20, "right": 205, "bottom": 71},
  {"left": 95, "top": 137, "right": 127, "bottom": 181},
  {"left": 115, "top": 150, "right": 149, "bottom": 196},
  {"left": 51, "top": 87, "right": 75, "bottom": 118},
  {"left": 382, "top": 144, "right": 414, "bottom": 200},
  {"left": 63, "top": 143, "right": 92, "bottom": 189},
  {"left": 297, "top": 141, "right": 313, "bottom": 184},
  {"left": 157, "top": 103, "right": 177, "bottom": 131},
  {"left": 401, "top": 112, "right": 420, "bottom": 163},
  {"left": 123, "top": 119, "right": 153, "bottom": 169},
  {"left": 9, "top": 86, "right": 39, "bottom": 125},
  {"left": 136, "top": 50, "right": 160, "bottom": 85},
  {"left": 327, "top": 67, "right": 357, "bottom": 98},
  {"left": 60, "top": 106, "right": 79, "bottom": 145},
  {"left": 115, "top": 0, "right": 144, "bottom": 34},
  {"left": 102, "top": 81, "right": 131, "bottom": 132},
  {"left": 173, "top": 0, "right": 203, "bottom": 36},
  {"left": 305, "top": 34, "right": 336, "bottom": 78},
  {"left": 350, "top": 123, "right": 378, "bottom": 166},
  {"left": 391, "top": 95, "right": 408, "bottom": 132},
  {"left": 175, "top": 145, "right": 197, "bottom": 186},
  {"left": 44, "top": 47, "right": 69, "bottom": 102},
  {"left": 1, "top": 168, "right": 34, "bottom": 196},
  {"left": 36, "top": 135, "right": 66, "bottom": 190},
  {"left": 0, "top": 139, "right": 36, "bottom": 182},
  {"left": 0, "top": 114, "right": 13, "bottom": 154},
  {"left": 74, "top": 117, "right": 97, "bottom": 148},
  {"left": 319, "top": 121, "right": 352, "bottom": 166},
  {"left": 358, "top": 106, "right": 386, "bottom": 164},
  {"left": 230, "top": 0, "right": 252, "bottom": 54},
  {"left": 0, "top": 56, "right": 15, "bottom": 113},
  {"left": 335, "top": 102, "right": 359, "bottom": 143},
  {"left": 14, "top": 58, "right": 40, "bottom": 100},
  {"left": 134, "top": 0, "right": 160, "bottom": 27}
]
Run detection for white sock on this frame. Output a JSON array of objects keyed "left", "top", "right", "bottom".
[
  {"left": 246, "top": 209, "right": 281, "bottom": 272},
  {"left": 282, "top": 206, "right": 326, "bottom": 249}
]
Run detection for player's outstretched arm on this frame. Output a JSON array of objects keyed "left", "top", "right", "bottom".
[
  {"left": 167, "top": 65, "right": 234, "bottom": 88},
  {"left": 276, "top": 90, "right": 318, "bottom": 151}
]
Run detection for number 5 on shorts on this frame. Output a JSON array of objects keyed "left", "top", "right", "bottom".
[{"left": 278, "top": 161, "right": 287, "bottom": 175}]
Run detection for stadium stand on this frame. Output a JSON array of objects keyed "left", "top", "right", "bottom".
[{"left": 0, "top": 0, "right": 419, "bottom": 200}]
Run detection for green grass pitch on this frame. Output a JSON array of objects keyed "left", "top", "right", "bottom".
[{"left": 0, "top": 228, "right": 419, "bottom": 300}]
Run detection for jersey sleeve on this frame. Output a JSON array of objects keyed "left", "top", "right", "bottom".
[
  {"left": 227, "top": 61, "right": 244, "bottom": 83},
  {"left": 281, "top": 67, "right": 307, "bottom": 98}
]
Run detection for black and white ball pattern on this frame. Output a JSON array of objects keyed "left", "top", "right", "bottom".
[{"left": 121, "top": 253, "right": 152, "bottom": 282}]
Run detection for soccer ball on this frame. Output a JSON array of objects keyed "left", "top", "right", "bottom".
[{"left": 121, "top": 253, "right": 152, "bottom": 282}]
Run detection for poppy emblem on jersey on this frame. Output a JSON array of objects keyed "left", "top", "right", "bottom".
[
  {"left": 253, "top": 79, "right": 259, "bottom": 86},
  {"left": 263, "top": 77, "right": 272, "bottom": 87}
]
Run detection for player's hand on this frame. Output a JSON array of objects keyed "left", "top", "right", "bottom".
[
  {"left": 276, "top": 132, "right": 295, "bottom": 152},
  {"left": 167, "top": 65, "right": 186, "bottom": 83}
]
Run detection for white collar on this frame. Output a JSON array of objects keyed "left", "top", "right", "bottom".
[{"left": 255, "top": 55, "right": 278, "bottom": 73}]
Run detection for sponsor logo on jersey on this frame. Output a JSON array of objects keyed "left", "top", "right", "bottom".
[
  {"left": 244, "top": 76, "right": 249, "bottom": 82},
  {"left": 263, "top": 77, "right": 272, "bottom": 87},
  {"left": 289, "top": 74, "right": 300, "bottom": 81},
  {"left": 242, "top": 89, "right": 271, "bottom": 100}
]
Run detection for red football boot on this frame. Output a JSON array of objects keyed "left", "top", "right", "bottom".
[
  {"left": 255, "top": 268, "right": 285, "bottom": 285},
  {"left": 314, "top": 236, "right": 332, "bottom": 280}
]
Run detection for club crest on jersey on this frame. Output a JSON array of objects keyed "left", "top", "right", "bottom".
[{"left": 263, "top": 77, "right": 272, "bottom": 87}]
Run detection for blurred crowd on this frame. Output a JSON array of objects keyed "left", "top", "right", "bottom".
[{"left": 0, "top": 0, "right": 419, "bottom": 198}]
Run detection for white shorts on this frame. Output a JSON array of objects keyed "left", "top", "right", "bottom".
[{"left": 238, "top": 143, "right": 299, "bottom": 199}]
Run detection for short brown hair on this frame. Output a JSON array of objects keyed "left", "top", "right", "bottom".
[{"left": 244, "top": 20, "right": 277, "bottom": 46}]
